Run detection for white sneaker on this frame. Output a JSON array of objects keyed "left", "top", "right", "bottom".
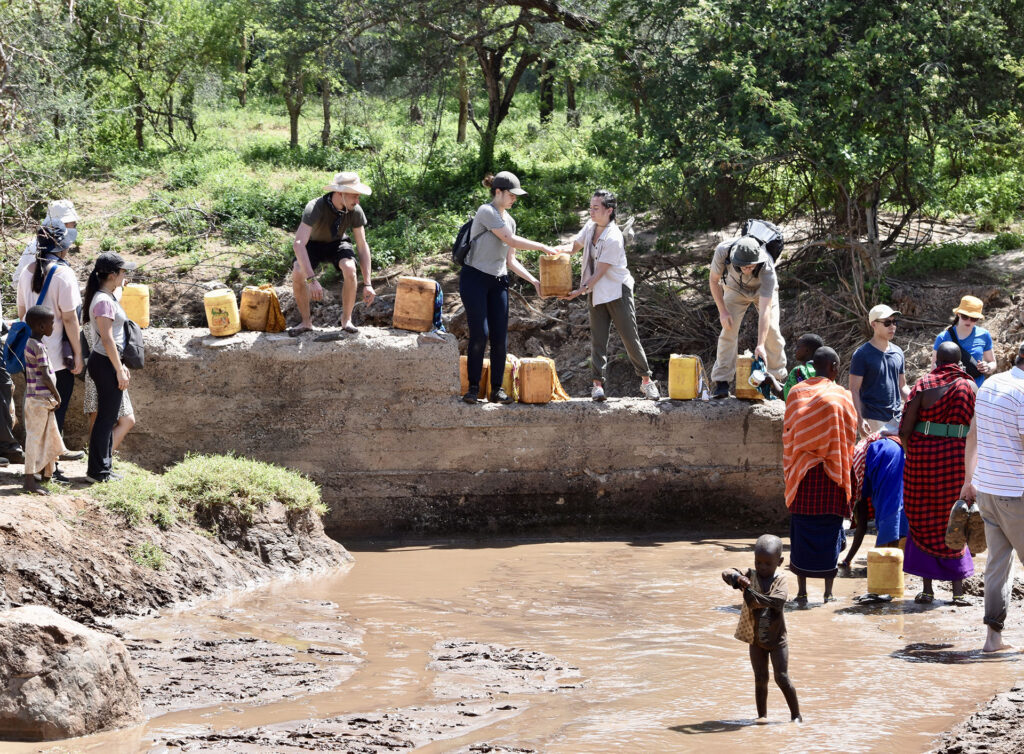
[
  {"left": 641, "top": 380, "right": 660, "bottom": 400},
  {"left": 591, "top": 385, "right": 607, "bottom": 402}
]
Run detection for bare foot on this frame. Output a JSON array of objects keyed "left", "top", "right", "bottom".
[
  {"left": 983, "top": 628, "right": 1013, "bottom": 653},
  {"left": 755, "top": 717, "right": 770, "bottom": 725},
  {"left": 340, "top": 321, "right": 358, "bottom": 333}
]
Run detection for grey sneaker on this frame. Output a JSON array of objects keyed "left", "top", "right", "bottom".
[
  {"left": 641, "top": 380, "right": 660, "bottom": 400},
  {"left": 591, "top": 384, "right": 606, "bottom": 402}
]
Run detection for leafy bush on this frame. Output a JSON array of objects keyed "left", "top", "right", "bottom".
[
  {"left": 128, "top": 542, "right": 166, "bottom": 570},
  {"left": 886, "top": 232, "right": 1024, "bottom": 277}
]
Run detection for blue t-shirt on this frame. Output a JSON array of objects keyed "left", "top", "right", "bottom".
[
  {"left": 850, "top": 341, "right": 905, "bottom": 422},
  {"left": 934, "top": 326, "right": 993, "bottom": 387},
  {"left": 863, "top": 437, "right": 908, "bottom": 545}
]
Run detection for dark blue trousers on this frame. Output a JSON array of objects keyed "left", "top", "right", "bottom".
[{"left": 459, "top": 264, "right": 509, "bottom": 392}]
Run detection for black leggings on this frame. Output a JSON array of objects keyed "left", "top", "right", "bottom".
[
  {"left": 749, "top": 642, "right": 800, "bottom": 719},
  {"left": 87, "top": 353, "right": 123, "bottom": 480},
  {"left": 459, "top": 264, "right": 509, "bottom": 392},
  {"left": 54, "top": 368, "right": 75, "bottom": 435}
]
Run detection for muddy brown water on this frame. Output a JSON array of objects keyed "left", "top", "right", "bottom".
[{"left": 8, "top": 538, "right": 1024, "bottom": 753}]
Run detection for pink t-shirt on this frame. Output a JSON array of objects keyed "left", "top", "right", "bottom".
[{"left": 16, "top": 261, "right": 81, "bottom": 372}]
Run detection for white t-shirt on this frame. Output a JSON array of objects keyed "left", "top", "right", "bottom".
[
  {"left": 16, "top": 260, "right": 82, "bottom": 373},
  {"left": 973, "top": 366, "right": 1024, "bottom": 497},
  {"left": 574, "top": 220, "right": 632, "bottom": 306}
]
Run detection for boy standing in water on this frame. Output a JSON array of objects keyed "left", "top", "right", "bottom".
[{"left": 722, "top": 534, "right": 802, "bottom": 723}]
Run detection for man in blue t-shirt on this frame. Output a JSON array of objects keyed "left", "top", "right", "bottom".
[{"left": 849, "top": 304, "right": 910, "bottom": 435}]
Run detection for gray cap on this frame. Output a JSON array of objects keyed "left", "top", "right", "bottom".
[
  {"left": 492, "top": 171, "right": 527, "bottom": 196},
  {"left": 729, "top": 236, "right": 763, "bottom": 266}
]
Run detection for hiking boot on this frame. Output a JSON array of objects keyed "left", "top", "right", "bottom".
[
  {"left": 591, "top": 384, "right": 606, "bottom": 402},
  {"left": 490, "top": 388, "right": 514, "bottom": 404},
  {"left": 712, "top": 381, "right": 730, "bottom": 399},
  {"left": 945, "top": 499, "right": 970, "bottom": 551},
  {"left": 966, "top": 502, "right": 987, "bottom": 555},
  {"left": 462, "top": 388, "right": 483, "bottom": 404},
  {"left": 641, "top": 380, "right": 660, "bottom": 400},
  {"left": 59, "top": 450, "right": 85, "bottom": 461}
]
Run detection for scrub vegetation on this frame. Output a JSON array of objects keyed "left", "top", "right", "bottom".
[{"left": 90, "top": 453, "right": 325, "bottom": 529}]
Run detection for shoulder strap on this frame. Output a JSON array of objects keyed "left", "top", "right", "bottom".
[
  {"left": 946, "top": 326, "right": 982, "bottom": 379},
  {"left": 34, "top": 264, "right": 59, "bottom": 307}
]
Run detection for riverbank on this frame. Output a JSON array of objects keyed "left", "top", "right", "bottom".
[{"left": 0, "top": 458, "right": 353, "bottom": 625}]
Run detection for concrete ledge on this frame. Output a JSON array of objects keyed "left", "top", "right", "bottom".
[{"left": 63, "top": 327, "right": 788, "bottom": 538}]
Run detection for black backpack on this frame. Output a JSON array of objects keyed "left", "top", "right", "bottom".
[
  {"left": 741, "top": 219, "right": 785, "bottom": 262},
  {"left": 452, "top": 218, "right": 488, "bottom": 266}
]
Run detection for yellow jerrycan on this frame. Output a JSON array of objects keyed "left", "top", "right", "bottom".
[
  {"left": 668, "top": 354, "right": 700, "bottom": 400},
  {"left": 239, "top": 286, "right": 272, "bottom": 331},
  {"left": 518, "top": 357, "right": 554, "bottom": 404},
  {"left": 121, "top": 283, "right": 150, "bottom": 328},
  {"left": 539, "top": 254, "right": 572, "bottom": 298},
  {"left": 204, "top": 289, "right": 241, "bottom": 337},
  {"left": 734, "top": 351, "right": 763, "bottom": 400},
  {"left": 867, "top": 547, "right": 905, "bottom": 598}
]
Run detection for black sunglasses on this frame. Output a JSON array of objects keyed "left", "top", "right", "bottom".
[{"left": 878, "top": 318, "right": 899, "bottom": 327}]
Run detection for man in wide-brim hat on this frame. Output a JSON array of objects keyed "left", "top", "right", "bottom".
[{"left": 289, "top": 171, "right": 376, "bottom": 335}]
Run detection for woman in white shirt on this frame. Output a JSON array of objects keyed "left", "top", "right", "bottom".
[{"left": 559, "top": 190, "right": 659, "bottom": 401}]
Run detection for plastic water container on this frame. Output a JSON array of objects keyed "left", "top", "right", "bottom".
[
  {"left": 121, "top": 283, "right": 150, "bottom": 328},
  {"left": 459, "top": 355, "right": 489, "bottom": 399},
  {"left": 734, "top": 352, "right": 762, "bottom": 400},
  {"left": 239, "top": 286, "right": 272, "bottom": 331},
  {"left": 501, "top": 355, "right": 520, "bottom": 401},
  {"left": 519, "top": 357, "right": 554, "bottom": 404},
  {"left": 539, "top": 254, "right": 572, "bottom": 298},
  {"left": 668, "top": 354, "right": 700, "bottom": 400},
  {"left": 393, "top": 276, "right": 436, "bottom": 332},
  {"left": 867, "top": 547, "right": 905, "bottom": 597},
  {"left": 204, "top": 289, "right": 241, "bottom": 337}
]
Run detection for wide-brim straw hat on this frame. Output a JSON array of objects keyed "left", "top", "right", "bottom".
[
  {"left": 952, "top": 295, "right": 984, "bottom": 320},
  {"left": 324, "top": 171, "right": 372, "bottom": 196}
]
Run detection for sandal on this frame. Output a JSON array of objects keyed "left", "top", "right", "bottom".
[
  {"left": 951, "top": 595, "right": 972, "bottom": 607},
  {"left": 792, "top": 594, "right": 808, "bottom": 606},
  {"left": 914, "top": 591, "right": 935, "bottom": 604}
]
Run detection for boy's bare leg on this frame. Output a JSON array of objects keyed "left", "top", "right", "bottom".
[
  {"left": 749, "top": 643, "right": 770, "bottom": 720},
  {"left": 769, "top": 644, "right": 801, "bottom": 721},
  {"left": 952, "top": 579, "right": 964, "bottom": 597}
]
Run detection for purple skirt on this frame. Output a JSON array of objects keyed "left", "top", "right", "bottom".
[{"left": 903, "top": 535, "right": 974, "bottom": 581}]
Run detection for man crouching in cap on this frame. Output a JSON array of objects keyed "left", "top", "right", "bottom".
[
  {"left": 289, "top": 171, "right": 376, "bottom": 335},
  {"left": 709, "top": 234, "right": 787, "bottom": 398}
]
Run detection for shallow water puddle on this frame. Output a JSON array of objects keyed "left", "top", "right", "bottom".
[{"left": 9, "top": 538, "right": 1023, "bottom": 752}]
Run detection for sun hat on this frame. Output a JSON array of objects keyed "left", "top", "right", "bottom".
[
  {"left": 729, "top": 236, "right": 763, "bottom": 266},
  {"left": 952, "top": 295, "right": 984, "bottom": 320},
  {"left": 37, "top": 218, "right": 78, "bottom": 253},
  {"left": 94, "top": 251, "right": 137, "bottom": 274},
  {"left": 868, "top": 304, "right": 901, "bottom": 323},
  {"left": 491, "top": 171, "right": 527, "bottom": 196},
  {"left": 45, "top": 199, "right": 79, "bottom": 225},
  {"left": 324, "top": 171, "right": 372, "bottom": 196}
]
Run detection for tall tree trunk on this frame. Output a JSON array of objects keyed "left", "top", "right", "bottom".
[
  {"left": 538, "top": 59, "right": 555, "bottom": 123},
  {"left": 167, "top": 93, "right": 174, "bottom": 137},
  {"left": 284, "top": 68, "right": 305, "bottom": 149},
  {"left": 346, "top": 40, "right": 363, "bottom": 90},
  {"left": 238, "top": 30, "right": 248, "bottom": 106},
  {"left": 320, "top": 76, "right": 331, "bottom": 147},
  {"left": 134, "top": 82, "right": 145, "bottom": 149},
  {"left": 632, "top": 97, "right": 643, "bottom": 138},
  {"left": 457, "top": 53, "right": 469, "bottom": 143},
  {"left": 565, "top": 77, "right": 579, "bottom": 128},
  {"left": 181, "top": 82, "right": 197, "bottom": 141}
]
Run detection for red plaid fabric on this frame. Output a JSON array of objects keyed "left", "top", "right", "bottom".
[
  {"left": 789, "top": 462, "right": 851, "bottom": 518},
  {"left": 904, "top": 365, "right": 975, "bottom": 557}
]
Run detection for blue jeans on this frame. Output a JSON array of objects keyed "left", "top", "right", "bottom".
[{"left": 459, "top": 264, "right": 509, "bottom": 392}]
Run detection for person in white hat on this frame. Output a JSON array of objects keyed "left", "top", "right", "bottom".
[
  {"left": 708, "top": 233, "right": 787, "bottom": 399},
  {"left": 12, "top": 200, "right": 79, "bottom": 290},
  {"left": 289, "top": 171, "right": 376, "bottom": 335},
  {"left": 848, "top": 303, "right": 910, "bottom": 435}
]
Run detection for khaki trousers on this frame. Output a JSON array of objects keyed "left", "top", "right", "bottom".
[
  {"left": 710, "top": 286, "right": 787, "bottom": 382},
  {"left": 589, "top": 285, "right": 652, "bottom": 381},
  {"left": 977, "top": 491, "right": 1024, "bottom": 632}
]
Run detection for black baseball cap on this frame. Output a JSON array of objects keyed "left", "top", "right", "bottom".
[
  {"left": 94, "top": 251, "right": 137, "bottom": 274},
  {"left": 492, "top": 171, "right": 527, "bottom": 196}
]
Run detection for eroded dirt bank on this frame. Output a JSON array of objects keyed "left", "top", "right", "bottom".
[{"left": 0, "top": 479, "right": 353, "bottom": 625}]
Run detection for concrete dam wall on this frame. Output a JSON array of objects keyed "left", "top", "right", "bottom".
[{"left": 62, "top": 328, "right": 788, "bottom": 538}]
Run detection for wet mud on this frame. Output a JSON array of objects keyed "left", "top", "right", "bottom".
[{"left": 7, "top": 538, "right": 1024, "bottom": 753}]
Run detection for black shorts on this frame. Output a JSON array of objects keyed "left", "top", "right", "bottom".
[{"left": 304, "top": 240, "right": 355, "bottom": 270}]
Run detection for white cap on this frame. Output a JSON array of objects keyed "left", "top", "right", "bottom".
[
  {"left": 45, "top": 199, "right": 78, "bottom": 225},
  {"left": 868, "top": 304, "right": 901, "bottom": 322}
]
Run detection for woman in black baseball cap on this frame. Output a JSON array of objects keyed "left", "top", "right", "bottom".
[{"left": 82, "top": 252, "right": 136, "bottom": 483}]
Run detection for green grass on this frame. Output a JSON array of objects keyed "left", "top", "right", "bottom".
[
  {"left": 128, "top": 542, "right": 166, "bottom": 570},
  {"left": 89, "top": 453, "right": 325, "bottom": 529},
  {"left": 886, "top": 231, "right": 1024, "bottom": 278}
]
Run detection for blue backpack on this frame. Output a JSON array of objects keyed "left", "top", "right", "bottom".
[{"left": 4, "top": 265, "right": 58, "bottom": 375}]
